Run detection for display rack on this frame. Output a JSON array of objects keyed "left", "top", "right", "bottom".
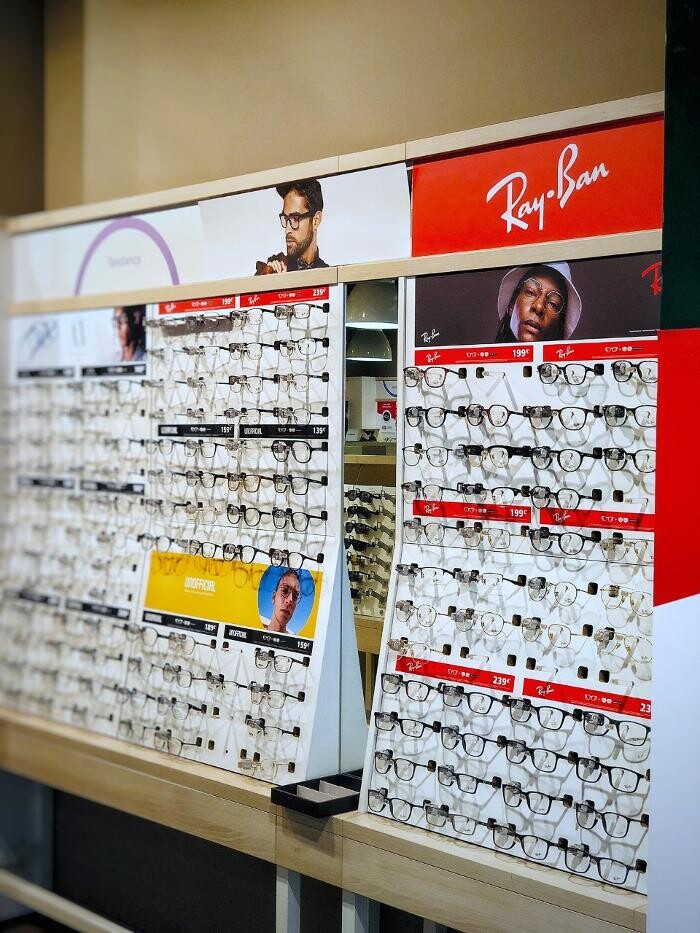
[
  {"left": 0, "top": 708, "right": 646, "bottom": 933},
  {"left": 0, "top": 91, "right": 664, "bottom": 931}
]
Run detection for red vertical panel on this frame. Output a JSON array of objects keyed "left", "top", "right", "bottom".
[{"left": 655, "top": 328, "right": 700, "bottom": 605}]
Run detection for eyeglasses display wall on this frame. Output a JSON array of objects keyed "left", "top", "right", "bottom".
[
  {"left": 0, "top": 287, "right": 366, "bottom": 784},
  {"left": 345, "top": 485, "right": 396, "bottom": 619},
  {"left": 362, "top": 255, "right": 661, "bottom": 892}
]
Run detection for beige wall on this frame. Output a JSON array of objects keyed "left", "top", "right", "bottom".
[
  {"left": 0, "top": 2, "right": 44, "bottom": 215},
  {"left": 44, "top": 0, "right": 666, "bottom": 210}
]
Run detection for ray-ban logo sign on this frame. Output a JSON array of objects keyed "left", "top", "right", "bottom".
[{"left": 485, "top": 144, "right": 610, "bottom": 234}]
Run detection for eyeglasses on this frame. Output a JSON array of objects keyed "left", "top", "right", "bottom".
[
  {"left": 402, "top": 445, "right": 452, "bottom": 467},
  {"left": 597, "top": 404, "right": 657, "bottom": 427},
  {"left": 598, "top": 534, "right": 653, "bottom": 563},
  {"left": 602, "top": 447, "right": 656, "bottom": 473},
  {"left": 237, "top": 406, "right": 328, "bottom": 426},
  {"left": 244, "top": 715, "right": 301, "bottom": 739},
  {"left": 490, "top": 821, "right": 563, "bottom": 861},
  {"left": 374, "top": 749, "right": 435, "bottom": 780},
  {"left": 254, "top": 647, "right": 309, "bottom": 674},
  {"left": 593, "top": 628, "right": 653, "bottom": 663},
  {"left": 387, "top": 637, "right": 449, "bottom": 659},
  {"left": 367, "top": 789, "right": 426, "bottom": 823},
  {"left": 274, "top": 372, "right": 330, "bottom": 390},
  {"left": 563, "top": 843, "right": 646, "bottom": 886},
  {"left": 381, "top": 673, "right": 438, "bottom": 702},
  {"left": 403, "top": 366, "right": 466, "bottom": 388},
  {"left": 526, "top": 576, "right": 597, "bottom": 607},
  {"left": 373, "top": 712, "right": 439, "bottom": 738},
  {"left": 611, "top": 359, "right": 657, "bottom": 384},
  {"left": 437, "top": 766, "right": 501, "bottom": 795},
  {"left": 153, "top": 728, "right": 201, "bottom": 757},
  {"left": 246, "top": 680, "right": 305, "bottom": 709},
  {"left": 227, "top": 504, "right": 327, "bottom": 530},
  {"left": 401, "top": 480, "right": 460, "bottom": 503},
  {"left": 573, "top": 708, "right": 650, "bottom": 746},
  {"left": 395, "top": 565, "right": 524, "bottom": 593},
  {"left": 440, "top": 727, "right": 496, "bottom": 756},
  {"left": 344, "top": 521, "right": 380, "bottom": 535},
  {"left": 524, "top": 484, "right": 601, "bottom": 510},
  {"left": 227, "top": 472, "right": 328, "bottom": 495},
  {"left": 125, "top": 624, "right": 207, "bottom": 656},
  {"left": 521, "top": 405, "right": 600, "bottom": 430},
  {"left": 600, "top": 584, "right": 652, "bottom": 617},
  {"left": 569, "top": 800, "right": 649, "bottom": 838},
  {"left": 346, "top": 488, "right": 382, "bottom": 503},
  {"left": 537, "top": 362, "right": 604, "bottom": 385},
  {"left": 502, "top": 696, "right": 572, "bottom": 731},
  {"left": 405, "top": 406, "right": 465, "bottom": 428},
  {"left": 147, "top": 661, "right": 194, "bottom": 688},
  {"left": 422, "top": 804, "right": 489, "bottom": 837},
  {"left": 447, "top": 607, "right": 512, "bottom": 636},
  {"left": 238, "top": 757, "right": 293, "bottom": 781},
  {"left": 279, "top": 210, "right": 314, "bottom": 229},
  {"left": 497, "top": 736, "right": 573, "bottom": 773},
  {"left": 438, "top": 683, "right": 500, "bottom": 713},
  {"left": 276, "top": 337, "right": 329, "bottom": 358},
  {"left": 569, "top": 752, "right": 649, "bottom": 792},
  {"left": 270, "top": 440, "right": 328, "bottom": 463},
  {"left": 403, "top": 518, "right": 457, "bottom": 545},
  {"left": 271, "top": 301, "right": 329, "bottom": 320},
  {"left": 518, "top": 277, "right": 565, "bottom": 314},
  {"left": 216, "top": 375, "right": 264, "bottom": 395},
  {"left": 501, "top": 781, "right": 566, "bottom": 816},
  {"left": 526, "top": 526, "right": 599, "bottom": 556},
  {"left": 517, "top": 616, "right": 587, "bottom": 648}
]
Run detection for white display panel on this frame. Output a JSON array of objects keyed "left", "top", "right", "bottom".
[
  {"left": 0, "top": 285, "right": 365, "bottom": 784},
  {"left": 362, "top": 258, "right": 659, "bottom": 893}
]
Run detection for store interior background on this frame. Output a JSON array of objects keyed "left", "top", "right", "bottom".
[
  {"left": 0, "top": 2, "right": 670, "bottom": 931},
  {"left": 2, "top": 0, "right": 664, "bottom": 215}
]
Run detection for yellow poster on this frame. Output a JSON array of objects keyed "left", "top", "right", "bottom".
[{"left": 144, "top": 552, "right": 322, "bottom": 639}]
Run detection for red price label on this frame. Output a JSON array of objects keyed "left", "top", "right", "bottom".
[
  {"left": 523, "top": 678, "right": 651, "bottom": 719},
  {"left": 395, "top": 656, "right": 514, "bottom": 692},
  {"left": 414, "top": 344, "right": 533, "bottom": 366},
  {"left": 158, "top": 295, "right": 237, "bottom": 315},
  {"left": 413, "top": 500, "right": 532, "bottom": 523},
  {"left": 542, "top": 338, "right": 657, "bottom": 363},
  {"left": 539, "top": 507, "right": 655, "bottom": 532},
  {"left": 239, "top": 286, "right": 329, "bottom": 307}
]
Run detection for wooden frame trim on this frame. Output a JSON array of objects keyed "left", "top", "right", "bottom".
[
  {"left": 0, "top": 868, "right": 128, "bottom": 933},
  {"left": 9, "top": 230, "right": 662, "bottom": 317},
  {"left": 0, "top": 708, "right": 646, "bottom": 932},
  {"left": 6, "top": 93, "right": 662, "bottom": 236},
  {"left": 406, "top": 91, "right": 664, "bottom": 161}
]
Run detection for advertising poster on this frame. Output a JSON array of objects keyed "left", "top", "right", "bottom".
[
  {"left": 199, "top": 164, "right": 411, "bottom": 280},
  {"left": 414, "top": 252, "right": 662, "bottom": 348},
  {"left": 411, "top": 116, "right": 663, "bottom": 255}
]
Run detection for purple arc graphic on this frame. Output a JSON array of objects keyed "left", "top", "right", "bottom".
[{"left": 73, "top": 217, "right": 180, "bottom": 295}]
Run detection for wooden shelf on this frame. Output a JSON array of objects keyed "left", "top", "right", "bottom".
[
  {"left": 344, "top": 454, "right": 396, "bottom": 466},
  {"left": 0, "top": 708, "right": 646, "bottom": 932}
]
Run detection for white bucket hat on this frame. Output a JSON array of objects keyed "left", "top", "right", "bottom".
[{"left": 497, "top": 261, "right": 582, "bottom": 338}]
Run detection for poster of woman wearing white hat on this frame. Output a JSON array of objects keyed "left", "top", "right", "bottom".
[
  {"left": 495, "top": 262, "right": 581, "bottom": 343},
  {"left": 413, "top": 252, "right": 660, "bottom": 348}
]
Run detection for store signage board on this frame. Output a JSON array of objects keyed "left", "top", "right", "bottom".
[
  {"left": 411, "top": 116, "right": 663, "bottom": 255},
  {"left": 198, "top": 163, "right": 410, "bottom": 281}
]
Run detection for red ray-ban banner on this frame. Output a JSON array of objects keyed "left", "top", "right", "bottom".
[{"left": 411, "top": 116, "right": 663, "bottom": 256}]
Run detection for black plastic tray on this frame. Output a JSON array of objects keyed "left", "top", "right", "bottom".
[{"left": 271, "top": 769, "right": 363, "bottom": 817}]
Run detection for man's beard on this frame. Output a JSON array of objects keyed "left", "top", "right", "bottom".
[{"left": 286, "top": 227, "right": 314, "bottom": 259}]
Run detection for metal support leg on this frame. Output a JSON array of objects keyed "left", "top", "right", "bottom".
[
  {"left": 276, "top": 867, "right": 301, "bottom": 933},
  {"left": 341, "top": 890, "right": 380, "bottom": 933},
  {"left": 423, "top": 921, "right": 448, "bottom": 933}
]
